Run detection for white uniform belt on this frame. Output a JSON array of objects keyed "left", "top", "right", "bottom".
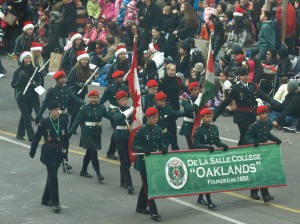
[
  {"left": 109, "top": 104, "right": 118, "bottom": 109},
  {"left": 184, "top": 117, "right": 194, "bottom": 122},
  {"left": 59, "top": 109, "right": 67, "bottom": 114},
  {"left": 85, "top": 122, "right": 101, "bottom": 126},
  {"left": 116, "top": 126, "right": 128, "bottom": 130},
  {"left": 162, "top": 128, "right": 167, "bottom": 133}
]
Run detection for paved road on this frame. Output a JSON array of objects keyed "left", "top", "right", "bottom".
[{"left": 0, "top": 57, "right": 299, "bottom": 224}]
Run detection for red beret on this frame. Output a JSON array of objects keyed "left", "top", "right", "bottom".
[
  {"left": 256, "top": 105, "right": 268, "bottom": 115},
  {"left": 112, "top": 70, "right": 125, "bottom": 79},
  {"left": 116, "top": 90, "right": 128, "bottom": 100},
  {"left": 53, "top": 70, "right": 65, "bottom": 80},
  {"left": 88, "top": 90, "right": 99, "bottom": 97},
  {"left": 155, "top": 92, "right": 167, "bottom": 101},
  {"left": 188, "top": 82, "right": 199, "bottom": 92},
  {"left": 145, "top": 107, "right": 158, "bottom": 116},
  {"left": 235, "top": 54, "right": 245, "bottom": 64},
  {"left": 199, "top": 108, "right": 212, "bottom": 116},
  {"left": 146, "top": 80, "right": 158, "bottom": 88}
]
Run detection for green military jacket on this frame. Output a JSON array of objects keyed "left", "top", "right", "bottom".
[
  {"left": 244, "top": 120, "right": 280, "bottom": 144},
  {"left": 69, "top": 103, "right": 111, "bottom": 135},
  {"left": 112, "top": 106, "right": 131, "bottom": 140},
  {"left": 155, "top": 105, "right": 185, "bottom": 130},
  {"left": 99, "top": 83, "right": 129, "bottom": 107},
  {"left": 179, "top": 97, "right": 199, "bottom": 137},
  {"left": 142, "top": 93, "right": 155, "bottom": 112},
  {"left": 193, "top": 123, "right": 226, "bottom": 149},
  {"left": 37, "top": 85, "right": 84, "bottom": 121},
  {"left": 132, "top": 123, "right": 167, "bottom": 172}
]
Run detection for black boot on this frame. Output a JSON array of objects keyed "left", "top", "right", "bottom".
[
  {"left": 53, "top": 204, "right": 61, "bottom": 213},
  {"left": 263, "top": 195, "right": 274, "bottom": 203},
  {"left": 80, "top": 171, "right": 93, "bottom": 178},
  {"left": 127, "top": 186, "right": 134, "bottom": 194},
  {"left": 197, "top": 195, "right": 207, "bottom": 205},
  {"left": 251, "top": 192, "right": 260, "bottom": 200},
  {"left": 151, "top": 213, "right": 162, "bottom": 221},
  {"left": 97, "top": 173, "right": 104, "bottom": 182}
]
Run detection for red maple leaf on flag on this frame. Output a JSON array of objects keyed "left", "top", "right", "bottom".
[{"left": 131, "top": 90, "right": 141, "bottom": 121}]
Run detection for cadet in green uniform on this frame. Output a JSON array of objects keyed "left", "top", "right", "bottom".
[
  {"left": 179, "top": 82, "right": 202, "bottom": 149},
  {"left": 193, "top": 108, "right": 229, "bottom": 209},
  {"left": 36, "top": 70, "right": 85, "bottom": 171},
  {"left": 132, "top": 107, "right": 168, "bottom": 222},
  {"left": 212, "top": 68, "right": 278, "bottom": 145},
  {"left": 112, "top": 91, "right": 134, "bottom": 194},
  {"left": 30, "top": 101, "right": 69, "bottom": 213},
  {"left": 99, "top": 70, "right": 130, "bottom": 160},
  {"left": 154, "top": 91, "right": 185, "bottom": 149},
  {"left": 69, "top": 90, "right": 111, "bottom": 182},
  {"left": 244, "top": 105, "right": 281, "bottom": 202},
  {"left": 142, "top": 80, "right": 158, "bottom": 112}
]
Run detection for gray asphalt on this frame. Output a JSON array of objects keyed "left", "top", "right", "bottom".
[{"left": 0, "top": 56, "right": 299, "bottom": 224}]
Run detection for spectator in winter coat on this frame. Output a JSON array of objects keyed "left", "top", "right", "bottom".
[
  {"left": 276, "top": 48, "right": 293, "bottom": 80},
  {"left": 124, "top": 0, "right": 139, "bottom": 26},
  {"left": 87, "top": 0, "right": 102, "bottom": 19},
  {"left": 203, "top": 0, "right": 217, "bottom": 24},
  {"left": 276, "top": 0, "right": 297, "bottom": 55},
  {"left": 99, "top": 0, "right": 115, "bottom": 21},
  {"left": 161, "top": 6, "right": 179, "bottom": 35},
  {"left": 176, "top": 42, "right": 191, "bottom": 78},
  {"left": 250, "top": 10, "right": 275, "bottom": 60},
  {"left": 90, "top": 20, "right": 108, "bottom": 42},
  {"left": 210, "top": 15, "right": 224, "bottom": 61},
  {"left": 83, "top": 18, "right": 95, "bottom": 45},
  {"left": 149, "top": 43, "right": 165, "bottom": 78},
  {"left": 216, "top": 2, "right": 226, "bottom": 22},
  {"left": 116, "top": 0, "right": 130, "bottom": 26},
  {"left": 149, "top": 26, "right": 166, "bottom": 53},
  {"left": 138, "top": 0, "right": 162, "bottom": 32},
  {"left": 61, "top": 0, "right": 77, "bottom": 40}
]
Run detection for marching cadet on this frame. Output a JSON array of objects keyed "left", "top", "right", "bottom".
[
  {"left": 69, "top": 90, "right": 111, "bottom": 182},
  {"left": 29, "top": 101, "right": 69, "bottom": 213},
  {"left": 11, "top": 51, "right": 41, "bottom": 142},
  {"left": 154, "top": 91, "right": 185, "bottom": 149},
  {"left": 99, "top": 70, "right": 130, "bottom": 160},
  {"left": 132, "top": 107, "right": 168, "bottom": 221},
  {"left": 179, "top": 82, "right": 202, "bottom": 149},
  {"left": 36, "top": 70, "right": 85, "bottom": 171},
  {"left": 66, "top": 50, "right": 92, "bottom": 132},
  {"left": 142, "top": 80, "right": 158, "bottom": 113},
  {"left": 112, "top": 91, "right": 134, "bottom": 194},
  {"left": 193, "top": 108, "right": 229, "bottom": 209},
  {"left": 212, "top": 68, "right": 278, "bottom": 146},
  {"left": 244, "top": 105, "right": 281, "bottom": 202}
]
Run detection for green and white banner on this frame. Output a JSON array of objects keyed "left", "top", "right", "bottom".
[{"left": 145, "top": 144, "right": 287, "bottom": 199}]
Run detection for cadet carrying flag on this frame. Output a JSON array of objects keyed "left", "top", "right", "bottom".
[
  {"left": 192, "top": 35, "right": 216, "bottom": 139},
  {"left": 128, "top": 37, "right": 143, "bottom": 163}
]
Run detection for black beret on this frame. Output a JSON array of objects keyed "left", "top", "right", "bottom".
[{"left": 47, "top": 101, "right": 60, "bottom": 110}]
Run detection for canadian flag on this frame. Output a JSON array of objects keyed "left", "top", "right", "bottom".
[{"left": 128, "top": 37, "right": 143, "bottom": 162}]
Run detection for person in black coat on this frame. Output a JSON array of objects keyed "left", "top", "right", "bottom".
[
  {"left": 149, "top": 26, "right": 167, "bottom": 53},
  {"left": 61, "top": 0, "right": 77, "bottom": 39},
  {"left": 29, "top": 101, "right": 69, "bottom": 213},
  {"left": 138, "top": 0, "right": 163, "bottom": 32},
  {"left": 176, "top": 41, "right": 191, "bottom": 78},
  {"left": 11, "top": 52, "right": 41, "bottom": 141},
  {"left": 213, "top": 68, "right": 278, "bottom": 146},
  {"left": 61, "top": 34, "right": 86, "bottom": 75},
  {"left": 276, "top": 48, "right": 294, "bottom": 80},
  {"left": 161, "top": 6, "right": 179, "bottom": 35}
]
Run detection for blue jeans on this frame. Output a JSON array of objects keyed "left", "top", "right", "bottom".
[
  {"left": 249, "top": 47, "right": 268, "bottom": 60},
  {"left": 268, "top": 111, "right": 296, "bottom": 126}
]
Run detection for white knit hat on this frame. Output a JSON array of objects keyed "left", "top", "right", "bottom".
[
  {"left": 77, "top": 50, "right": 89, "bottom": 61},
  {"left": 115, "top": 46, "right": 127, "bottom": 57},
  {"left": 71, "top": 33, "right": 82, "bottom": 43},
  {"left": 23, "top": 21, "right": 34, "bottom": 32},
  {"left": 19, "top": 51, "right": 33, "bottom": 63}
]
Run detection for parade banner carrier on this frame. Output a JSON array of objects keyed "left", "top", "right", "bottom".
[{"left": 145, "top": 143, "right": 287, "bottom": 199}]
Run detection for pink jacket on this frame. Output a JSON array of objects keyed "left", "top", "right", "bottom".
[
  {"left": 203, "top": 7, "right": 217, "bottom": 24},
  {"left": 83, "top": 28, "right": 94, "bottom": 39},
  {"left": 114, "top": 0, "right": 122, "bottom": 19},
  {"left": 90, "top": 27, "right": 108, "bottom": 42},
  {"left": 98, "top": 0, "right": 115, "bottom": 20}
]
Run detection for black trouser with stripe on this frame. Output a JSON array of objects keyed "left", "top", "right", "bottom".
[
  {"left": 81, "top": 148, "right": 100, "bottom": 175},
  {"left": 137, "top": 171, "right": 158, "bottom": 215},
  {"left": 42, "top": 166, "right": 59, "bottom": 205}
]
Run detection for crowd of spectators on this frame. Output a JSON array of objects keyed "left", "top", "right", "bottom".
[{"left": 2, "top": 0, "right": 300, "bottom": 132}]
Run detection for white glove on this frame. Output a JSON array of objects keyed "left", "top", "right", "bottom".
[
  {"left": 122, "top": 107, "right": 134, "bottom": 118},
  {"left": 194, "top": 93, "right": 202, "bottom": 107}
]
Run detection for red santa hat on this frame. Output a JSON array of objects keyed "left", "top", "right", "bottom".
[
  {"left": 19, "top": 51, "right": 32, "bottom": 63},
  {"left": 149, "top": 43, "right": 160, "bottom": 53},
  {"left": 70, "top": 33, "right": 82, "bottom": 43},
  {"left": 233, "top": 6, "right": 246, "bottom": 17},
  {"left": 77, "top": 50, "right": 89, "bottom": 61},
  {"left": 23, "top": 21, "right": 34, "bottom": 32},
  {"left": 30, "top": 42, "right": 43, "bottom": 52},
  {"left": 115, "top": 46, "right": 127, "bottom": 57}
]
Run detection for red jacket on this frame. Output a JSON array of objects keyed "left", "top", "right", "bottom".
[{"left": 276, "top": 2, "right": 296, "bottom": 37}]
